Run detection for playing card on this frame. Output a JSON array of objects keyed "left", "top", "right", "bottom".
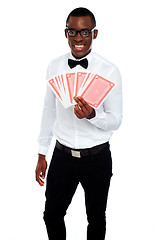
[
  {"left": 65, "top": 72, "right": 76, "bottom": 104},
  {"left": 80, "top": 74, "right": 115, "bottom": 108},
  {"left": 54, "top": 75, "right": 64, "bottom": 99},
  {"left": 74, "top": 72, "right": 88, "bottom": 97},
  {"left": 48, "top": 77, "right": 63, "bottom": 101},
  {"left": 57, "top": 74, "right": 72, "bottom": 108},
  {"left": 76, "top": 72, "right": 94, "bottom": 97}
]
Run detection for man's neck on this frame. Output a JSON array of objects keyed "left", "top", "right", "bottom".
[{"left": 70, "top": 50, "right": 92, "bottom": 60}]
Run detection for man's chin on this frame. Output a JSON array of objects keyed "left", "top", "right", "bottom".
[{"left": 71, "top": 49, "right": 91, "bottom": 59}]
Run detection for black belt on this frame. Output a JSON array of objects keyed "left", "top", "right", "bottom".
[{"left": 56, "top": 140, "right": 109, "bottom": 158}]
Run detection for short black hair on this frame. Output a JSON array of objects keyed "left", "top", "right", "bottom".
[{"left": 66, "top": 7, "right": 96, "bottom": 27}]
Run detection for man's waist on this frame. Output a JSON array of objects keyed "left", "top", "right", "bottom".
[{"left": 55, "top": 140, "right": 109, "bottom": 158}]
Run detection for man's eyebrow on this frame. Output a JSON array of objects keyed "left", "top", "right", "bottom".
[{"left": 66, "top": 27, "right": 75, "bottom": 29}]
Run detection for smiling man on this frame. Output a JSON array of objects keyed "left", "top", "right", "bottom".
[{"left": 36, "top": 7, "right": 122, "bottom": 240}]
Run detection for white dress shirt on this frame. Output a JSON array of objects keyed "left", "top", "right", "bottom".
[{"left": 38, "top": 51, "right": 122, "bottom": 155}]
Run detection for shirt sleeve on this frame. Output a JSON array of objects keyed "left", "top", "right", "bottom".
[
  {"left": 88, "top": 67, "right": 123, "bottom": 131},
  {"left": 38, "top": 66, "right": 57, "bottom": 155}
]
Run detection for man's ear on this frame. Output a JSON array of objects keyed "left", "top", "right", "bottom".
[
  {"left": 93, "top": 29, "right": 98, "bottom": 39},
  {"left": 65, "top": 29, "right": 68, "bottom": 38}
]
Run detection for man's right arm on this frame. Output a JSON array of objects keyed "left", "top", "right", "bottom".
[{"left": 36, "top": 76, "right": 57, "bottom": 185}]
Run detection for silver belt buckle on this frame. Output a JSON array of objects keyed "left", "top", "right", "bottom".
[{"left": 71, "top": 150, "right": 81, "bottom": 158}]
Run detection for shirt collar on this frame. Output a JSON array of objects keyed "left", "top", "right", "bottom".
[{"left": 69, "top": 51, "right": 93, "bottom": 63}]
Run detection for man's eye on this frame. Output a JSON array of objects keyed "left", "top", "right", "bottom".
[
  {"left": 82, "top": 30, "right": 89, "bottom": 35},
  {"left": 69, "top": 30, "right": 75, "bottom": 35}
]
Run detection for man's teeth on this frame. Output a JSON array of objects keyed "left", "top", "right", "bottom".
[{"left": 75, "top": 45, "right": 84, "bottom": 48}]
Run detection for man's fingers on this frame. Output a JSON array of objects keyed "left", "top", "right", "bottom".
[
  {"left": 74, "top": 105, "right": 85, "bottom": 119},
  {"left": 77, "top": 97, "right": 90, "bottom": 110},
  {"left": 41, "top": 160, "right": 47, "bottom": 181},
  {"left": 38, "top": 177, "right": 45, "bottom": 186},
  {"left": 74, "top": 97, "right": 88, "bottom": 110},
  {"left": 35, "top": 167, "right": 41, "bottom": 181},
  {"left": 36, "top": 171, "right": 45, "bottom": 186},
  {"left": 74, "top": 97, "right": 94, "bottom": 118},
  {"left": 41, "top": 167, "right": 46, "bottom": 179}
]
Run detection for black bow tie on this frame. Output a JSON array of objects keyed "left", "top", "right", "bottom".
[{"left": 68, "top": 58, "right": 88, "bottom": 69}]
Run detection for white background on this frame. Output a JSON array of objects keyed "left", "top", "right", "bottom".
[{"left": 0, "top": 0, "right": 160, "bottom": 239}]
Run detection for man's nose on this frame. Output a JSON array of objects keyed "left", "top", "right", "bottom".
[{"left": 74, "top": 32, "right": 83, "bottom": 41}]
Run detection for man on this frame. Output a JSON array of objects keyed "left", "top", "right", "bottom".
[{"left": 35, "top": 7, "right": 122, "bottom": 240}]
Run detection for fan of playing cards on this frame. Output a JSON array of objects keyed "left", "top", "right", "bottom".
[{"left": 48, "top": 72, "right": 115, "bottom": 109}]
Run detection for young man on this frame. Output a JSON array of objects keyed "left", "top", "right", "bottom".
[{"left": 36, "top": 7, "right": 122, "bottom": 240}]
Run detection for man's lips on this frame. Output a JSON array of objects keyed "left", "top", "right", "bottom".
[{"left": 73, "top": 44, "right": 85, "bottom": 51}]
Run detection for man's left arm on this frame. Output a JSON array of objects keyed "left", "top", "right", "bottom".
[{"left": 74, "top": 67, "right": 123, "bottom": 131}]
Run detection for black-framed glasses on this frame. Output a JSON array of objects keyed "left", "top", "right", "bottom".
[{"left": 66, "top": 27, "right": 95, "bottom": 38}]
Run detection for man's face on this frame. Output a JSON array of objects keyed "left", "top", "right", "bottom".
[{"left": 65, "top": 16, "right": 98, "bottom": 59}]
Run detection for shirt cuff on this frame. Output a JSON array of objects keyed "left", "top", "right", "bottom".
[
  {"left": 88, "top": 109, "right": 106, "bottom": 124},
  {"left": 38, "top": 145, "right": 49, "bottom": 156}
]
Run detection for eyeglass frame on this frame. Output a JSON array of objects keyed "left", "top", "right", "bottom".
[{"left": 65, "top": 27, "right": 96, "bottom": 38}]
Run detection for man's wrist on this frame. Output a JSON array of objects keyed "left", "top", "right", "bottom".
[
  {"left": 38, "top": 154, "right": 46, "bottom": 160},
  {"left": 86, "top": 109, "right": 95, "bottom": 119}
]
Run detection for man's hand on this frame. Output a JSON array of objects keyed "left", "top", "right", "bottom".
[
  {"left": 74, "top": 97, "right": 95, "bottom": 119},
  {"left": 35, "top": 154, "right": 47, "bottom": 186}
]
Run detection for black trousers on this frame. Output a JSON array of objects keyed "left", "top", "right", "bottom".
[{"left": 43, "top": 144, "right": 112, "bottom": 240}]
